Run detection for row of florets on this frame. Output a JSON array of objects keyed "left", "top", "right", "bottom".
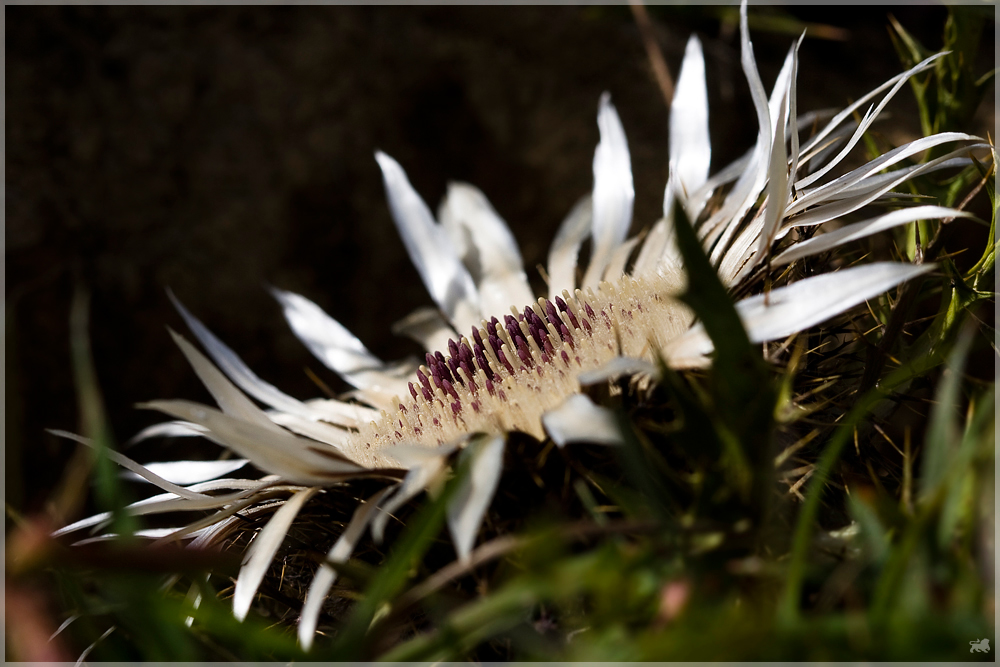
[{"left": 407, "top": 294, "right": 597, "bottom": 409}]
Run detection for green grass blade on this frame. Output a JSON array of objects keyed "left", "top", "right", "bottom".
[{"left": 69, "top": 285, "right": 135, "bottom": 537}]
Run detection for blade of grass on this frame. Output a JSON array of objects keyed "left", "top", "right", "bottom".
[
  {"left": 68, "top": 285, "right": 135, "bottom": 536},
  {"left": 672, "top": 196, "right": 776, "bottom": 520},
  {"left": 919, "top": 326, "right": 973, "bottom": 500}
]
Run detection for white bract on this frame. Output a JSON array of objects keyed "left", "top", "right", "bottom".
[{"left": 55, "top": 1, "right": 985, "bottom": 651}]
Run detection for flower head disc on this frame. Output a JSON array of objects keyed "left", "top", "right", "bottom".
[{"left": 353, "top": 274, "right": 692, "bottom": 463}]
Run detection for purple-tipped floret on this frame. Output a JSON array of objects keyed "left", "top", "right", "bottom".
[
  {"left": 544, "top": 299, "right": 560, "bottom": 326},
  {"left": 555, "top": 295, "right": 580, "bottom": 329},
  {"left": 488, "top": 334, "right": 502, "bottom": 356},
  {"left": 559, "top": 324, "right": 573, "bottom": 346},
  {"left": 504, "top": 314, "right": 520, "bottom": 342},
  {"left": 497, "top": 347, "right": 515, "bottom": 375},
  {"left": 475, "top": 349, "right": 493, "bottom": 379},
  {"left": 416, "top": 368, "right": 432, "bottom": 391}
]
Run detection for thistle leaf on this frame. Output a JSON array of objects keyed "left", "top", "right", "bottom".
[{"left": 919, "top": 327, "right": 973, "bottom": 501}]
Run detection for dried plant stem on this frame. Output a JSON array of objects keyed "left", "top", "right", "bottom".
[{"left": 629, "top": 0, "right": 675, "bottom": 110}]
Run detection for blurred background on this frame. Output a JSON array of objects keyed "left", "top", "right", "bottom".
[{"left": 5, "top": 5, "right": 994, "bottom": 521}]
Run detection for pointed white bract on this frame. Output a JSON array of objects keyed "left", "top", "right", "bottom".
[
  {"left": 265, "top": 412, "right": 354, "bottom": 448},
  {"left": 271, "top": 287, "right": 411, "bottom": 400},
  {"left": 603, "top": 237, "right": 640, "bottom": 282},
  {"left": 375, "top": 151, "right": 482, "bottom": 333},
  {"left": 169, "top": 291, "right": 327, "bottom": 423},
  {"left": 54, "top": 477, "right": 284, "bottom": 538},
  {"left": 738, "top": 263, "right": 935, "bottom": 343},
  {"left": 665, "top": 263, "right": 937, "bottom": 365},
  {"left": 702, "top": 2, "right": 768, "bottom": 261},
  {"left": 301, "top": 397, "right": 380, "bottom": 429},
  {"left": 140, "top": 400, "right": 363, "bottom": 483},
  {"left": 577, "top": 356, "right": 661, "bottom": 386},
  {"left": 795, "top": 53, "right": 947, "bottom": 190},
  {"left": 754, "top": 40, "right": 797, "bottom": 266},
  {"left": 447, "top": 435, "right": 504, "bottom": 563},
  {"left": 170, "top": 330, "right": 287, "bottom": 434},
  {"left": 438, "top": 182, "right": 535, "bottom": 317},
  {"left": 790, "top": 133, "right": 979, "bottom": 215},
  {"left": 122, "top": 459, "right": 249, "bottom": 486},
  {"left": 48, "top": 429, "right": 215, "bottom": 501},
  {"left": 669, "top": 35, "right": 711, "bottom": 220},
  {"left": 583, "top": 93, "right": 634, "bottom": 288},
  {"left": 392, "top": 306, "right": 458, "bottom": 358},
  {"left": 633, "top": 217, "right": 673, "bottom": 278},
  {"left": 298, "top": 486, "right": 393, "bottom": 650},
  {"left": 542, "top": 394, "right": 625, "bottom": 447},
  {"left": 547, "top": 194, "right": 593, "bottom": 300},
  {"left": 125, "top": 420, "right": 207, "bottom": 446},
  {"left": 713, "top": 39, "right": 795, "bottom": 268},
  {"left": 786, "top": 142, "right": 986, "bottom": 228},
  {"left": 773, "top": 206, "right": 973, "bottom": 266},
  {"left": 234, "top": 486, "right": 319, "bottom": 621},
  {"left": 370, "top": 448, "right": 450, "bottom": 543}
]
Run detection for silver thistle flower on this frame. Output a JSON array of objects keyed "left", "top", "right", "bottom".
[{"left": 55, "top": 1, "right": 988, "bottom": 650}]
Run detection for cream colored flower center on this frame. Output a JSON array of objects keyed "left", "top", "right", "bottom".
[{"left": 342, "top": 272, "right": 692, "bottom": 468}]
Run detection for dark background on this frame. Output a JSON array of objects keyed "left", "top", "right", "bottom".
[{"left": 5, "top": 5, "right": 994, "bottom": 517}]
